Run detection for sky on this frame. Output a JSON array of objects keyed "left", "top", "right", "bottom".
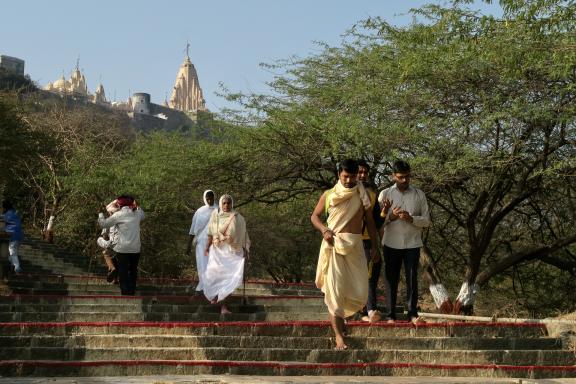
[{"left": 1, "top": 0, "right": 502, "bottom": 113}]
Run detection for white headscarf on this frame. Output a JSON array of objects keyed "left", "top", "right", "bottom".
[
  {"left": 190, "top": 189, "right": 218, "bottom": 238},
  {"left": 219, "top": 194, "right": 234, "bottom": 212},
  {"left": 209, "top": 194, "right": 250, "bottom": 251},
  {"left": 203, "top": 190, "right": 215, "bottom": 206}
]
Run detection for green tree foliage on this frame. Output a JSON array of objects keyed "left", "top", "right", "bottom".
[
  {"left": 0, "top": 69, "right": 36, "bottom": 92},
  {"left": 0, "top": 93, "right": 45, "bottom": 199},
  {"left": 4, "top": 1, "right": 575, "bottom": 316},
  {"left": 25, "top": 97, "right": 134, "bottom": 238},
  {"left": 223, "top": 0, "right": 576, "bottom": 314}
]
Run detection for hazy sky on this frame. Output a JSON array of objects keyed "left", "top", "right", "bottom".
[{"left": 1, "top": 1, "right": 501, "bottom": 113}]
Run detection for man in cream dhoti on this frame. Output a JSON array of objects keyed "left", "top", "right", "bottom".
[{"left": 311, "top": 159, "right": 381, "bottom": 350}]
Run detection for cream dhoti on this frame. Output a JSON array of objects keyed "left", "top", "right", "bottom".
[
  {"left": 316, "top": 232, "right": 367, "bottom": 318},
  {"left": 315, "top": 180, "right": 370, "bottom": 318}
]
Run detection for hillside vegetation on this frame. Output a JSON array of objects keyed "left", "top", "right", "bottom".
[{"left": 1, "top": 0, "right": 575, "bottom": 317}]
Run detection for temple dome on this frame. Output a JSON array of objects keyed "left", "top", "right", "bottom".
[{"left": 52, "top": 75, "right": 69, "bottom": 90}]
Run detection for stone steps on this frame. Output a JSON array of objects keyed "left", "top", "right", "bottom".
[
  {"left": 7, "top": 284, "right": 321, "bottom": 297},
  {"left": 14, "top": 240, "right": 106, "bottom": 276},
  {"left": 0, "top": 294, "right": 326, "bottom": 306},
  {"left": 0, "top": 303, "right": 326, "bottom": 314},
  {"left": 1, "top": 239, "right": 575, "bottom": 380},
  {"left": 1, "top": 347, "right": 574, "bottom": 365},
  {"left": 6, "top": 288, "right": 321, "bottom": 297},
  {"left": 5, "top": 274, "right": 321, "bottom": 297},
  {"left": 1, "top": 359, "right": 575, "bottom": 378},
  {"left": 0, "top": 334, "right": 563, "bottom": 350},
  {"left": 0, "top": 321, "right": 551, "bottom": 338},
  {"left": 6, "top": 273, "right": 315, "bottom": 289},
  {"left": 0, "top": 312, "right": 328, "bottom": 322},
  {"left": 2, "top": 316, "right": 573, "bottom": 378}
]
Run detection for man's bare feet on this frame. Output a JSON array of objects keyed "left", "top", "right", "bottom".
[
  {"left": 334, "top": 334, "right": 348, "bottom": 350},
  {"left": 331, "top": 315, "right": 348, "bottom": 349}
]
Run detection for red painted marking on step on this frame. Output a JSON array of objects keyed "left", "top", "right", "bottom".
[{"left": 0, "top": 320, "right": 546, "bottom": 329}]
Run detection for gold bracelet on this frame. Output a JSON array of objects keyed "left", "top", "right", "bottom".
[{"left": 322, "top": 228, "right": 331, "bottom": 235}]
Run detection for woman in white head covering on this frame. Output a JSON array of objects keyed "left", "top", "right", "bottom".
[
  {"left": 186, "top": 190, "right": 217, "bottom": 292},
  {"left": 203, "top": 194, "right": 250, "bottom": 314}
]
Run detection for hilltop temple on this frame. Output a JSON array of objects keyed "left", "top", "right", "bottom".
[
  {"left": 45, "top": 60, "right": 108, "bottom": 105},
  {"left": 43, "top": 48, "right": 211, "bottom": 132},
  {"left": 169, "top": 53, "right": 207, "bottom": 112}
]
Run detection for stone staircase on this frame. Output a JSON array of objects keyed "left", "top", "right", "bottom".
[
  {"left": 1, "top": 238, "right": 575, "bottom": 379},
  {"left": 5, "top": 236, "right": 107, "bottom": 276}
]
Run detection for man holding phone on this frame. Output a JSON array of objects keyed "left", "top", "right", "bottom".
[{"left": 378, "top": 160, "right": 431, "bottom": 324}]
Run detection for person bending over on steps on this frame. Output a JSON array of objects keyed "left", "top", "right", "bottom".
[
  {"left": 97, "top": 200, "right": 120, "bottom": 283},
  {"left": 98, "top": 196, "right": 144, "bottom": 296}
]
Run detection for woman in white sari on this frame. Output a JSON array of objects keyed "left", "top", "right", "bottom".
[
  {"left": 186, "top": 190, "right": 218, "bottom": 292},
  {"left": 203, "top": 194, "right": 250, "bottom": 314}
]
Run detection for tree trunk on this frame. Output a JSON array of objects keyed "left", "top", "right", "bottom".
[
  {"left": 43, "top": 195, "right": 61, "bottom": 243},
  {"left": 454, "top": 251, "right": 482, "bottom": 314},
  {"left": 421, "top": 246, "right": 453, "bottom": 314}
]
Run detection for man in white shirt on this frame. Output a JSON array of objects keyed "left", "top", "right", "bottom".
[
  {"left": 98, "top": 196, "right": 144, "bottom": 296},
  {"left": 378, "top": 160, "right": 431, "bottom": 324}
]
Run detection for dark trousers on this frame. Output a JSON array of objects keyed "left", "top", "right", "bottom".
[
  {"left": 383, "top": 245, "right": 420, "bottom": 320},
  {"left": 116, "top": 252, "right": 140, "bottom": 296},
  {"left": 363, "top": 240, "right": 382, "bottom": 312}
]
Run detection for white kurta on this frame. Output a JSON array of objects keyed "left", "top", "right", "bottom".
[{"left": 189, "top": 204, "right": 217, "bottom": 291}]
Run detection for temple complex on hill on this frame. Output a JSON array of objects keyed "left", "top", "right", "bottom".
[
  {"left": 41, "top": 48, "right": 211, "bottom": 132},
  {"left": 45, "top": 60, "right": 109, "bottom": 106}
]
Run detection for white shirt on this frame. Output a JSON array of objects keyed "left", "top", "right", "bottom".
[
  {"left": 378, "top": 184, "right": 431, "bottom": 249},
  {"left": 98, "top": 207, "right": 145, "bottom": 253}
]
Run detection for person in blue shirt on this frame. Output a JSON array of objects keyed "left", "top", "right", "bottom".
[{"left": 2, "top": 200, "right": 23, "bottom": 274}]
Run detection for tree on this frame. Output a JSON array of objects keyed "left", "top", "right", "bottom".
[
  {"left": 16, "top": 94, "right": 134, "bottom": 242},
  {"left": 0, "top": 92, "right": 46, "bottom": 201},
  {"left": 222, "top": 0, "right": 576, "bottom": 314}
]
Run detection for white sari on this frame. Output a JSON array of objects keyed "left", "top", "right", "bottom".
[
  {"left": 189, "top": 190, "right": 217, "bottom": 291},
  {"left": 203, "top": 195, "right": 251, "bottom": 303}
]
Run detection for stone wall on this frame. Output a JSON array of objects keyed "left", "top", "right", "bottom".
[{"left": 130, "top": 102, "right": 196, "bottom": 133}]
